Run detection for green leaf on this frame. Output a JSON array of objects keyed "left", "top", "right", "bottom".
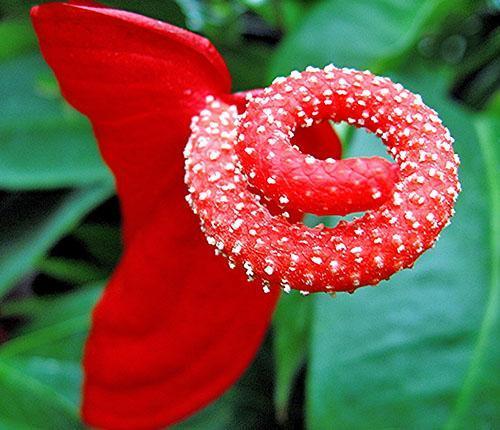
[
  {"left": 306, "top": 66, "right": 499, "bottom": 429},
  {"left": 0, "top": 54, "right": 112, "bottom": 190},
  {"left": 222, "top": 42, "right": 275, "bottom": 91},
  {"left": 268, "top": 0, "right": 465, "bottom": 77},
  {"left": 0, "top": 417, "right": 32, "bottom": 430},
  {"left": 0, "top": 361, "right": 82, "bottom": 430},
  {"left": 0, "top": 284, "right": 103, "bottom": 429},
  {"left": 272, "top": 292, "right": 313, "bottom": 420},
  {"left": 37, "top": 257, "right": 108, "bottom": 285},
  {"left": 2, "top": 283, "right": 103, "bottom": 335},
  {"left": 73, "top": 223, "right": 122, "bottom": 268},
  {"left": 0, "top": 184, "right": 114, "bottom": 298},
  {"left": 444, "top": 110, "right": 500, "bottom": 429},
  {"left": 346, "top": 126, "right": 393, "bottom": 160},
  {"left": 0, "top": 20, "right": 36, "bottom": 62}
]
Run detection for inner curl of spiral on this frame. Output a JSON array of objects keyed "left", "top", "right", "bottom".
[{"left": 184, "top": 65, "right": 460, "bottom": 293}]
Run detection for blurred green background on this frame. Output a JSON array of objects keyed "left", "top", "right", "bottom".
[{"left": 0, "top": 0, "right": 499, "bottom": 429}]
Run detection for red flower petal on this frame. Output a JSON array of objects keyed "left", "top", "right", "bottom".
[
  {"left": 185, "top": 66, "right": 460, "bottom": 293},
  {"left": 32, "top": 3, "right": 279, "bottom": 429},
  {"left": 31, "top": 0, "right": 231, "bottom": 242},
  {"left": 84, "top": 200, "right": 278, "bottom": 429}
]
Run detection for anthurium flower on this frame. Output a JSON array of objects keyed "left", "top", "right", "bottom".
[{"left": 31, "top": 1, "right": 459, "bottom": 430}]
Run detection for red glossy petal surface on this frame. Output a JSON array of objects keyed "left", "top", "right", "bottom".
[
  {"left": 84, "top": 197, "right": 278, "bottom": 430},
  {"left": 185, "top": 67, "right": 460, "bottom": 293},
  {"left": 32, "top": 3, "right": 279, "bottom": 429},
  {"left": 32, "top": 1, "right": 231, "bottom": 242}
]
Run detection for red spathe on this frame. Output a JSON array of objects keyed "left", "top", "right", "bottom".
[{"left": 31, "top": 2, "right": 279, "bottom": 429}]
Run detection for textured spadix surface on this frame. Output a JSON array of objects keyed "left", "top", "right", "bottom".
[{"left": 185, "top": 66, "right": 460, "bottom": 293}]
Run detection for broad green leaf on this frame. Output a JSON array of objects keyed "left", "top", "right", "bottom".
[
  {"left": 0, "top": 54, "right": 112, "bottom": 190},
  {"left": 0, "top": 360, "right": 82, "bottom": 429},
  {"left": 268, "top": 0, "right": 469, "bottom": 77},
  {"left": 306, "top": 66, "right": 499, "bottom": 429},
  {"left": 0, "top": 417, "right": 32, "bottom": 430},
  {"left": 444, "top": 111, "right": 499, "bottom": 429},
  {"left": 0, "top": 184, "right": 114, "bottom": 298},
  {"left": 272, "top": 292, "right": 313, "bottom": 420},
  {"left": 0, "top": 284, "right": 102, "bottom": 429},
  {"left": 347, "top": 126, "right": 393, "bottom": 161},
  {"left": 0, "top": 21, "right": 36, "bottom": 62}
]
